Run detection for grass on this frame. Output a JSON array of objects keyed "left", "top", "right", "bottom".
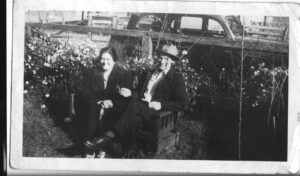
[
  {"left": 23, "top": 91, "right": 210, "bottom": 159},
  {"left": 23, "top": 92, "right": 72, "bottom": 157}
]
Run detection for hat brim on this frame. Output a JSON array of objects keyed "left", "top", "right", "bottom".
[{"left": 156, "top": 50, "right": 179, "bottom": 61}]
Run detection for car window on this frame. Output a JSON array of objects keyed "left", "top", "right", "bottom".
[
  {"left": 136, "top": 15, "right": 163, "bottom": 32},
  {"left": 207, "top": 19, "right": 226, "bottom": 37},
  {"left": 180, "top": 16, "right": 203, "bottom": 36}
]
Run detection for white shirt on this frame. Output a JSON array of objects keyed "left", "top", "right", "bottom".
[
  {"left": 143, "top": 67, "right": 171, "bottom": 102},
  {"left": 102, "top": 67, "right": 113, "bottom": 90}
]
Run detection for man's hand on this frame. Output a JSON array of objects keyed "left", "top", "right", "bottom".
[
  {"left": 97, "top": 100, "right": 113, "bottom": 109},
  {"left": 149, "top": 101, "right": 161, "bottom": 110},
  {"left": 119, "top": 88, "right": 132, "bottom": 97},
  {"left": 141, "top": 93, "right": 151, "bottom": 103}
]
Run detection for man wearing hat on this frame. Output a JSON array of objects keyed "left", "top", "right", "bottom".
[{"left": 85, "top": 43, "right": 189, "bottom": 157}]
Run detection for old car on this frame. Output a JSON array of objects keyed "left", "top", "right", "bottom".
[{"left": 110, "top": 13, "right": 288, "bottom": 90}]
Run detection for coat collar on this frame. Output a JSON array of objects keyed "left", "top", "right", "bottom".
[
  {"left": 106, "top": 64, "right": 119, "bottom": 91},
  {"left": 140, "top": 67, "right": 176, "bottom": 96},
  {"left": 164, "top": 67, "right": 175, "bottom": 80}
]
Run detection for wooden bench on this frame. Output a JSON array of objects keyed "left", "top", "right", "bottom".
[
  {"left": 136, "top": 111, "right": 182, "bottom": 154},
  {"left": 65, "top": 94, "right": 182, "bottom": 154}
]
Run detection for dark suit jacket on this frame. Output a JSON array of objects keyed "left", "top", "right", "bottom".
[
  {"left": 75, "top": 64, "right": 133, "bottom": 138},
  {"left": 132, "top": 68, "right": 189, "bottom": 112},
  {"left": 80, "top": 64, "right": 133, "bottom": 111}
]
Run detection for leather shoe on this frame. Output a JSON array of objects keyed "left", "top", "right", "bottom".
[
  {"left": 85, "top": 136, "right": 113, "bottom": 151},
  {"left": 84, "top": 152, "right": 95, "bottom": 158},
  {"left": 123, "top": 149, "right": 138, "bottom": 158}
]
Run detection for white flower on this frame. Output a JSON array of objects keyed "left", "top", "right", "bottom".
[
  {"left": 259, "top": 62, "right": 265, "bottom": 67},
  {"left": 182, "top": 50, "right": 188, "bottom": 55},
  {"left": 254, "top": 70, "right": 259, "bottom": 76},
  {"left": 42, "top": 80, "right": 48, "bottom": 85},
  {"left": 33, "top": 70, "right": 37, "bottom": 74},
  {"left": 251, "top": 66, "right": 255, "bottom": 69},
  {"left": 25, "top": 81, "right": 29, "bottom": 85},
  {"left": 74, "top": 49, "right": 79, "bottom": 54},
  {"left": 47, "top": 55, "right": 51, "bottom": 62},
  {"left": 24, "top": 90, "right": 28, "bottom": 94},
  {"left": 45, "top": 93, "right": 50, "bottom": 98},
  {"left": 44, "top": 63, "right": 51, "bottom": 67},
  {"left": 41, "top": 104, "right": 46, "bottom": 109}
]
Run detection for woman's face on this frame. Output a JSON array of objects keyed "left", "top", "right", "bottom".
[{"left": 100, "top": 52, "right": 115, "bottom": 71}]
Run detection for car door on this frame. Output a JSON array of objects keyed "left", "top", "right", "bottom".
[{"left": 178, "top": 15, "right": 235, "bottom": 92}]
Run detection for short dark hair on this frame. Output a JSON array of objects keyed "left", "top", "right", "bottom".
[{"left": 99, "top": 46, "right": 118, "bottom": 62}]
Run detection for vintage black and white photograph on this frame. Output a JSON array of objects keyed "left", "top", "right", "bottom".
[
  {"left": 23, "top": 10, "right": 289, "bottom": 161},
  {"left": 8, "top": 0, "right": 300, "bottom": 174}
]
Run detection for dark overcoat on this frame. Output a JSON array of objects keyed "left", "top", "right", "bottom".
[
  {"left": 132, "top": 68, "right": 189, "bottom": 112},
  {"left": 75, "top": 64, "right": 133, "bottom": 139}
]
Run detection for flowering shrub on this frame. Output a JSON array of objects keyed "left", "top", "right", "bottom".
[
  {"left": 25, "top": 29, "right": 288, "bottom": 116},
  {"left": 124, "top": 56, "right": 156, "bottom": 76},
  {"left": 173, "top": 55, "right": 218, "bottom": 113},
  {"left": 24, "top": 29, "right": 99, "bottom": 105},
  {"left": 243, "top": 62, "right": 288, "bottom": 107}
]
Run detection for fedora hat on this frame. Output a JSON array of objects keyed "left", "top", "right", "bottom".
[{"left": 156, "top": 44, "right": 179, "bottom": 61}]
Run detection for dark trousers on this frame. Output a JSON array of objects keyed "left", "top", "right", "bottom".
[
  {"left": 75, "top": 94, "right": 122, "bottom": 141},
  {"left": 74, "top": 94, "right": 101, "bottom": 140},
  {"left": 114, "top": 100, "right": 159, "bottom": 150}
]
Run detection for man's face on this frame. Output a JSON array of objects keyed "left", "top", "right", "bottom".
[{"left": 157, "top": 55, "right": 174, "bottom": 72}]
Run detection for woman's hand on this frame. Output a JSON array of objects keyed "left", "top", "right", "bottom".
[
  {"left": 119, "top": 88, "right": 132, "bottom": 97},
  {"left": 97, "top": 100, "right": 113, "bottom": 109}
]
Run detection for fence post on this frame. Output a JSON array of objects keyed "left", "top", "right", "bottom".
[
  {"left": 64, "top": 93, "right": 76, "bottom": 123},
  {"left": 81, "top": 11, "right": 84, "bottom": 20},
  {"left": 283, "top": 27, "right": 289, "bottom": 42},
  {"left": 27, "top": 26, "right": 32, "bottom": 38},
  {"left": 87, "top": 14, "right": 92, "bottom": 39},
  {"left": 112, "top": 16, "right": 118, "bottom": 29},
  {"left": 141, "top": 35, "right": 153, "bottom": 59},
  {"left": 61, "top": 12, "right": 65, "bottom": 25}
]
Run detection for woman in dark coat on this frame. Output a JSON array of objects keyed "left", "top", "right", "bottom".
[{"left": 75, "top": 46, "right": 133, "bottom": 153}]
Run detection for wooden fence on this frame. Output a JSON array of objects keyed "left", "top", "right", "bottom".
[
  {"left": 25, "top": 22, "right": 289, "bottom": 54},
  {"left": 244, "top": 25, "right": 289, "bottom": 42}
]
